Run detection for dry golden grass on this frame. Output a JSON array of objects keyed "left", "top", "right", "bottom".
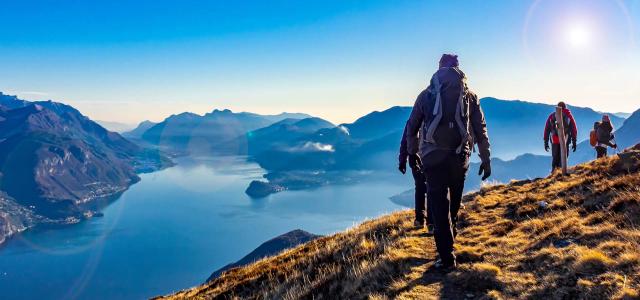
[{"left": 159, "top": 147, "right": 640, "bottom": 300}]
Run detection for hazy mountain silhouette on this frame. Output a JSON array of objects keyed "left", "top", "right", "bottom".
[
  {"left": 342, "top": 106, "right": 412, "bottom": 140},
  {"left": 0, "top": 93, "right": 172, "bottom": 244},
  {"left": 96, "top": 120, "right": 137, "bottom": 133},
  {"left": 610, "top": 108, "right": 640, "bottom": 150},
  {"left": 140, "top": 109, "right": 312, "bottom": 155},
  {"left": 123, "top": 120, "right": 158, "bottom": 138}
]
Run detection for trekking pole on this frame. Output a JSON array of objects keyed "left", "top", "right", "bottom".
[{"left": 555, "top": 107, "right": 568, "bottom": 175}]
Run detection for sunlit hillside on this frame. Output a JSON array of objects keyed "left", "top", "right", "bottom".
[{"left": 161, "top": 144, "right": 640, "bottom": 300}]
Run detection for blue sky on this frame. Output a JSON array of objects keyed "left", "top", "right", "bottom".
[{"left": 1, "top": 0, "right": 639, "bottom": 124}]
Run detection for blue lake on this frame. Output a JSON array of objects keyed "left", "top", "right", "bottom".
[{"left": 0, "top": 157, "right": 409, "bottom": 299}]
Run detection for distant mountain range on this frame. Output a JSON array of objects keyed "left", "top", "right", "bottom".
[
  {"left": 137, "top": 109, "right": 313, "bottom": 155},
  {"left": 251, "top": 99, "right": 625, "bottom": 172},
  {"left": 241, "top": 99, "right": 636, "bottom": 197},
  {"left": 123, "top": 120, "right": 157, "bottom": 138},
  {"left": 0, "top": 92, "right": 172, "bottom": 245}
]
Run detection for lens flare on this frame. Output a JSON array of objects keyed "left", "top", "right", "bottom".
[{"left": 565, "top": 22, "right": 592, "bottom": 49}]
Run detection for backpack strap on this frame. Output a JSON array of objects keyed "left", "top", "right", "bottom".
[
  {"left": 424, "top": 73, "right": 443, "bottom": 144},
  {"left": 432, "top": 74, "right": 441, "bottom": 116}
]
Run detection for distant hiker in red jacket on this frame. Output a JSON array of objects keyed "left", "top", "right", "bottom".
[{"left": 543, "top": 102, "right": 578, "bottom": 171}]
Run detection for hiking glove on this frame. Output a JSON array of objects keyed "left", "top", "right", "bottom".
[
  {"left": 408, "top": 154, "right": 422, "bottom": 171},
  {"left": 572, "top": 141, "right": 577, "bottom": 152},
  {"left": 544, "top": 142, "right": 549, "bottom": 152},
  {"left": 398, "top": 161, "right": 407, "bottom": 174},
  {"left": 479, "top": 161, "right": 491, "bottom": 180}
]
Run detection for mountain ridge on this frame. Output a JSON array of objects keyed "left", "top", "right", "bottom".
[{"left": 0, "top": 92, "right": 173, "bottom": 245}]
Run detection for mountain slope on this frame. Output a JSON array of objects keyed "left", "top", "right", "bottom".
[
  {"left": 610, "top": 108, "right": 640, "bottom": 150},
  {"left": 0, "top": 94, "right": 172, "bottom": 243},
  {"left": 163, "top": 144, "right": 640, "bottom": 299}
]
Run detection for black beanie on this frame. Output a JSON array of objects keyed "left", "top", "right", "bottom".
[{"left": 439, "top": 54, "right": 459, "bottom": 68}]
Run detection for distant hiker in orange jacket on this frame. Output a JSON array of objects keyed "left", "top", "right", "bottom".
[
  {"left": 405, "top": 54, "right": 491, "bottom": 271},
  {"left": 543, "top": 102, "right": 577, "bottom": 171}
]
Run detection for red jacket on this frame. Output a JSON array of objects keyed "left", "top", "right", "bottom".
[{"left": 543, "top": 109, "right": 577, "bottom": 144}]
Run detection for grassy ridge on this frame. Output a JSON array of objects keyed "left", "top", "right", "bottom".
[{"left": 161, "top": 145, "right": 640, "bottom": 300}]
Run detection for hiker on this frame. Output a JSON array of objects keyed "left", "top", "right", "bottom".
[
  {"left": 543, "top": 102, "right": 578, "bottom": 171},
  {"left": 591, "top": 115, "right": 617, "bottom": 158},
  {"left": 399, "top": 121, "right": 434, "bottom": 235},
  {"left": 405, "top": 54, "right": 492, "bottom": 270}
]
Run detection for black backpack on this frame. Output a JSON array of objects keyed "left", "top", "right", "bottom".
[
  {"left": 429, "top": 70, "right": 465, "bottom": 150},
  {"left": 596, "top": 122, "right": 613, "bottom": 143}
]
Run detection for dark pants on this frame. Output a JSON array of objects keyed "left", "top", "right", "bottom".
[
  {"left": 411, "top": 167, "right": 432, "bottom": 225},
  {"left": 596, "top": 146, "right": 607, "bottom": 158},
  {"left": 423, "top": 152, "right": 468, "bottom": 265},
  {"left": 551, "top": 143, "right": 570, "bottom": 171},
  {"left": 551, "top": 143, "right": 562, "bottom": 170}
]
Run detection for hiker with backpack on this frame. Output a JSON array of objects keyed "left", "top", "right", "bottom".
[
  {"left": 404, "top": 54, "right": 492, "bottom": 271},
  {"left": 399, "top": 121, "right": 434, "bottom": 235},
  {"left": 590, "top": 115, "right": 617, "bottom": 158},
  {"left": 543, "top": 102, "right": 578, "bottom": 171}
]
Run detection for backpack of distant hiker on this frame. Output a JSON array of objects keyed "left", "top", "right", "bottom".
[
  {"left": 596, "top": 121, "right": 613, "bottom": 143},
  {"left": 589, "top": 130, "right": 598, "bottom": 147},
  {"left": 590, "top": 122, "right": 600, "bottom": 147}
]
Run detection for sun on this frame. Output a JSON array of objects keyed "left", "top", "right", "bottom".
[{"left": 565, "top": 22, "right": 592, "bottom": 49}]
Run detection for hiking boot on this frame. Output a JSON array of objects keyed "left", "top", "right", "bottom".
[
  {"left": 434, "top": 258, "right": 457, "bottom": 272},
  {"left": 414, "top": 219, "right": 426, "bottom": 230},
  {"left": 426, "top": 224, "right": 434, "bottom": 236}
]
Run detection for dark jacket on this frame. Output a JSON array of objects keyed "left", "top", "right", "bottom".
[{"left": 405, "top": 67, "right": 490, "bottom": 163}]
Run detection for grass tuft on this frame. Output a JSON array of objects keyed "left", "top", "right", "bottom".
[
  {"left": 574, "top": 248, "right": 614, "bottom": 275},
  {"left": 449, "top": 263, "right": 502, "bottom": 292}
]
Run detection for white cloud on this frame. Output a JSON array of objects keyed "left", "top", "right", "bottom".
[{"left": 289, "top": 142, "right": 335, "bottom": 153}]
